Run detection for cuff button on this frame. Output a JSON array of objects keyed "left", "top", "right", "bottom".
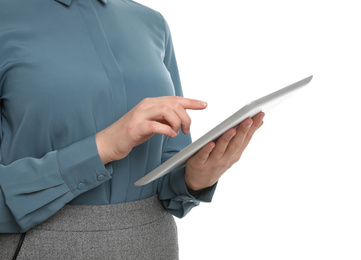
[
  {"left": 97, "top": 174, "right": 106, "bottom": 181},
  {"left": 77, "top": 183, "right": 85, "bottom": 190}
]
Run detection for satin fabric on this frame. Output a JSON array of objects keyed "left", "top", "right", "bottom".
[{"left": 0, "top": 0, "right": 216, "bottom": 233}]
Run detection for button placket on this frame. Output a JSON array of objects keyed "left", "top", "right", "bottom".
[
  {"left": 76, "top": 1, "right": 131, "bottom": 196},
  {"left": 75, "top": 0, "right": 128, "bottom": 120}
]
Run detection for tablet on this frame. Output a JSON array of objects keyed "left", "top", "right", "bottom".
[{"left": 134, "top": 75, "right": 313, "bottom": 186}]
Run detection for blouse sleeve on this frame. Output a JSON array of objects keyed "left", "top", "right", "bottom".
[
  {"left": 0, "top": 127, "right": 113, "bottom": 233},
  {"left": 156, "top": 16, "right": 217, "bottom": 218}
]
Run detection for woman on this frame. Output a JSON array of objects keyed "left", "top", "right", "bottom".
[{"left": 0, "top": 0, "right": 264, "bottom": 259}]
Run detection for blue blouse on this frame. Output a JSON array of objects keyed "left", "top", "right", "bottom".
[{"left": 0, "top": 0, "right": 216, "bottom": 233}]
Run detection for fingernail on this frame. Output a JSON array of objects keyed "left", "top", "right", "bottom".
[
  {"left": 229, "top": 129, "right": 236, "bottom": 137},
  {"left": 209, "top": 143, "right": 215, "bottom": 151},
  {"left": 171, "top": 130, "right": 178, "bottom": 137},
  {"left": 199, "top": 101, "right": 207, "bottom": 107},
  {"left": 259, "top": 113, "right": 265, "bottom": 120},
  {"left": 245, "top": 120, "right": 253, "bottom": 128}
]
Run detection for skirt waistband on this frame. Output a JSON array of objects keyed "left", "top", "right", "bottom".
[
  {"left": 33, "top": 195, "right": 166, "bottom": 232},
  {"left": 0, "top": 195, "right": 179, "bottom": 260}
]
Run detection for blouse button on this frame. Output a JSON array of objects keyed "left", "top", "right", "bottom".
[
  {"left": 97, "top": 174, "right": 105, "bottom": 181},
  {"left": 77, "top": 183, "right": 86, "bottom": 190}
]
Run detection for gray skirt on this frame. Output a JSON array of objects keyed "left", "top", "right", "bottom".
[{"left": 0, "top": 196, "right": 178, "bottom": 260}]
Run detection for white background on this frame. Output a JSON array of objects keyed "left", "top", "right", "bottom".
[{"left": 137, "top": 1, "right": 361, "bottom": 259}]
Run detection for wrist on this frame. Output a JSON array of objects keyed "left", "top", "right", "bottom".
[
  {"left": 184, "top": 173, "right": 206, "bottom": 191},
  {"left": 95, "top": 131, "right": 112, "bottom": 165},
  {"left": 185, "top": 167, "right": 216, "bottom": 191}
]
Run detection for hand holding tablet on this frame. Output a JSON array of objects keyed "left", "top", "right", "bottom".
[
  {"left": 184, "top": 111, "right": 265, "bottom": 191},
  {"left": 135, "top": 76, "right": 313, "bottom": 186}
]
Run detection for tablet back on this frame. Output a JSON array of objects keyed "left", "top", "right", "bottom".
[{"left": 134, "top": 75, "right": 313, "bottom": 186}]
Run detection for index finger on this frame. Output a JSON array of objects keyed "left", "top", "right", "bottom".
[{"left": 164, "top": 96, "right": 208, "bottom": 110}]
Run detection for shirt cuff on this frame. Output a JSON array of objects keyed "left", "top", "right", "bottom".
[
  {"left": 169, "top": 165, "right": 217, "bottom": 203},
  {"left": 57, "top": 134, "right": 113, "bottom": 197}
]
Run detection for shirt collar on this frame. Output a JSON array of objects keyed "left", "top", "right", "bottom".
[{"left": 55, "top": 0, "right": 107, "bottom": 6}]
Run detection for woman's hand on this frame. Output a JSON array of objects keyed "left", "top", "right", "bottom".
[
  {"left": 96, "top": 96, "right": 207, "bottom": 164},
  {"left": 185, "top": 112, "right": 265, "bottom": 191}
]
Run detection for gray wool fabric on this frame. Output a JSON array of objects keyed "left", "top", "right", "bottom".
[{"left": 0, "top": 196, "right": 179, "bottom": 260}]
